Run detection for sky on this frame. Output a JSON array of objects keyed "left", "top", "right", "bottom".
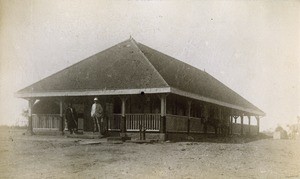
[{"left": 0, "top": 0, "right": 299, "bottom": 130}]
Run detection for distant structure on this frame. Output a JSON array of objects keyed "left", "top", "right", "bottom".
[{"left": 16, "top": 38, "right": 265, "bottom": 140}]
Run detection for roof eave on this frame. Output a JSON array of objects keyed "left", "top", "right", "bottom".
[
  {"left": 170, "top": 87, "right": 265, "bottom": 116},
  {"left": 15, "top": 87, "right": 172, "bottom": 98}
]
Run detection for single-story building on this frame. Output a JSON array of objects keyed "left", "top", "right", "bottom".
[{"left": 16, "top": 38, "right": 265, "bottom": 140}]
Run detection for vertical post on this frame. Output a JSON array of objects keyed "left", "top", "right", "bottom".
[
  {"left": 160, "top": 94, "right": 166, "bottom": 133},
  {"left": 159, "top": 94, "right": 167, "bottom": 141},
  {"left": 215, "top": 107, "right": 221, "bottom": 135},
  {"left": 230, "top": 116, "right": 233, "bottom": 135},
  {"left": 120, "top": 96, "right": 128, "bottom": 137},
  {"left": 187, "top": 101, "right": 192, "bottom": 134},
  {"left": 59, "top": 99, "right": 64, "bottom": 135},
  {"left": 203, "top": 104, "right": 209, "bottom": 134},
  {"left": 28, "top": 99, "right": 35, "bottom": 135},
  {"left": 241, "top": 115, "right": 244, "bottom": 136},
  {"left": 256, "top": 116, "right": 260, "bottom": 135},
  {"left": 248, "top": 116, "right": 251, "bottom": 135}
]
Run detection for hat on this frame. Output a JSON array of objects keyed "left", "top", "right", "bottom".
[{"left": 94, "top": 97, "right": 98, "bottom": 101}]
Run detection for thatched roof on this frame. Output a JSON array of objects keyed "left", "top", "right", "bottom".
[{"left": 16, "top": 38, "right": 264, "bottom": 115}]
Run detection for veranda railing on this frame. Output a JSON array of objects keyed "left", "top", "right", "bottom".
[
  {"left": 126, "top": 113, "right": 160, "bottom": 132},
  {"left": 108, "top": 113, "right": 160, "bottom": 132},
  {"left": 32, "top": 114, "right": 61, "bottom": 130}
]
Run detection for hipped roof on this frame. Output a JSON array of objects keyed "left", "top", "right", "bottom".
[{"left": 16, "top": 38, "right": 265, "bottom": 116}]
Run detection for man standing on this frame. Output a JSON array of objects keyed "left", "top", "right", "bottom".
[
  {"left": 91, "top": 97, "right": 103, "bottom": 136},
  {"left": 65, "top": 103, "right": 78, "bottom": 134}
]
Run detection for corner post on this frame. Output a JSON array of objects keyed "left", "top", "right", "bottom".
[
  {"left": 230, "top": 116, "right": 233, "bottom": 135},
  {"left": 120, "top": 96, "right": 128, "bottom": 137},
  {"left": 28, "top": 99, "right": 35, "bottom": 135},
  {"left": 159, "top": 94, "right": 167, "bottom": 141},
  {"left": 255, "top": 116, "right": 260, "bottom": 135},
  {"left": 241, "top": 115, "right": 244, "bottom": 136},
  {"left": 59, "top": 99, "right": 64, "bottom": 135},
  {"left": 248, "top": 116, "right": 251, "bottom": 135},
  {"left": 203, "top": 104, "right": 209, "bottom": 134}
]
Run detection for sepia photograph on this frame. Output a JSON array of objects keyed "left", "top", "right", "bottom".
[{"left": 0, "top": 0, "right": 299, "bottom": 178}]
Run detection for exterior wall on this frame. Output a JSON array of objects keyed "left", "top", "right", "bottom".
[
  {"left": 166, "top": 94, "right": 185, "bottom": 116},
  {"left": 32, "top": 99, "right": 60, "bottom": 114},
  {"left": 127, "top": 94, "right": 161, "bottom": 114}
]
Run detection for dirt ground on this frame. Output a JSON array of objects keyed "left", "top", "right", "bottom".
[{"left": 1, "top": 127, "right": 300, "bottom": 179}]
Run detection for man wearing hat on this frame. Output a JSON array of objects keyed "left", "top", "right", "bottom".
[{"left": 91, "top": 97, "right": 103, "bottom": 136}]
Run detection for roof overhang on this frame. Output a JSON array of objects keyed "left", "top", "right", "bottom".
[
  {"left": 170, "top": 87, "right": 265, "bottom": 116},
  {"left": 15, "top": 87, "right": 172, "bottom": 98},
  {"left": 15, "top": 86, "right": 265, "bottom": 116}
]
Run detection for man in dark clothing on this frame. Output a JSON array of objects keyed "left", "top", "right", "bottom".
[{"left": 65, "top": 103, "right": 78, "bottom": 134}]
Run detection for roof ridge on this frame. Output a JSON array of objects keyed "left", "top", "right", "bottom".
[{"left": 130, "top": 39, "right": 170, "bottom": 88}]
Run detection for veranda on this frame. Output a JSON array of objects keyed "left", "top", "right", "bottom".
[{"left": 29, "top": 93, "right": 260, "bottom": 140}]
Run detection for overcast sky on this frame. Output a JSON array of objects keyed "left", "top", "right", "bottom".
[{"left": 0, "top": 0, "right": 299, "bottom": 130}]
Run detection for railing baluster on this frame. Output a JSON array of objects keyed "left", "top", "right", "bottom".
[
  {"left": 132, "top": 115, "right": 134, "bottom": 130},
  {"left": 129, "top": 115, "right": 131, "bottom": 130},
  {"left": 47, "top": 116, "right": 49, "bottom": 128},
  {"left": 138, "top": 115, "right": 140, "bottom": 129},
  {"left": 145, "top": 114, "right": 147, "bottom": 129},
  {"left": 149, "top": 115, "right": 151, "bottom": 130},
  {"left": 108, "top": 113, "right": 161, "bottom": 132},
  {"left": 51, "top": 116, "right": 53, "bottom": 129},
  {"left": 130, "top": 115, "right": 132, "bottom": 130},
  {"left": 137, "top": 115, "right": 139, "bottom": 129}
]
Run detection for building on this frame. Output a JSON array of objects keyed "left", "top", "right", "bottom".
[{"left": 16, "top": 38, "right": 265, "bottom": 140}]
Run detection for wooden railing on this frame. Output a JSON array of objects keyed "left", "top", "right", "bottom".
[
  {"left": 231, "top": 123, "right": 258, "bottom": 135},
  {"left": 126, "top": 114, "right": 160, "bottom": 132},
  {"left": 166, "top": 114, "right": 189, "bottom": 132},
  {"left": 166, "top": 114, "right": 215, "bottom": 133},
  {"left": 189, "top": 116, "right": 204, "bottom": 133},
  {"left": 32, "top": 114, "right": 61, "bottom": 129}
]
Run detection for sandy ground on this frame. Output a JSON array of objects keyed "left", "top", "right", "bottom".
[{"left": 1, "top": 128, "right": 300, "bottom": 179}]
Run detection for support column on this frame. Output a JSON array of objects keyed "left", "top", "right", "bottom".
[
  {"left": 215, "top": 107, "right": 221, "bottom": 135},
  {"left": 120, "top": 96, "right": 128, "bottom": 137},
  {"left": 248, "top": 116, "right": 251, "bottom": 135},
  {"left": 59, "top": 99, "right": 64, "bottom": 135},
  {"left": 27, "top": 99, "right": 35, "bottom": 135},
  {"left": 241, "top": 115, "right": 244, "bottom": 136},
  {"left": 234, "top": 116, "right": 237, "bottom": 123},
  {"left": 203, "top": 104, "right": 209, "bottom": 134},
  {"left": 159, "top": 94, "right": 167, "bottom": 141},
  {"left": 187, "top": 101, "right": 192, "bottom": 135},
  {"left": 255, "top": 116, "right": 260, "bottom": 135},
  {"left": 230, "top": 116, "right": 233, "bottom": 135}
]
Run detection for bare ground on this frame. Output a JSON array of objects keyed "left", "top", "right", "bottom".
[{"left": 1, "top": 128, "right": 300, "bottom": 179}]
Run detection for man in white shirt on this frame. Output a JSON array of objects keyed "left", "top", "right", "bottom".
[{"left": 91, "top": 97, "right": 103, "bottom": 135}]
